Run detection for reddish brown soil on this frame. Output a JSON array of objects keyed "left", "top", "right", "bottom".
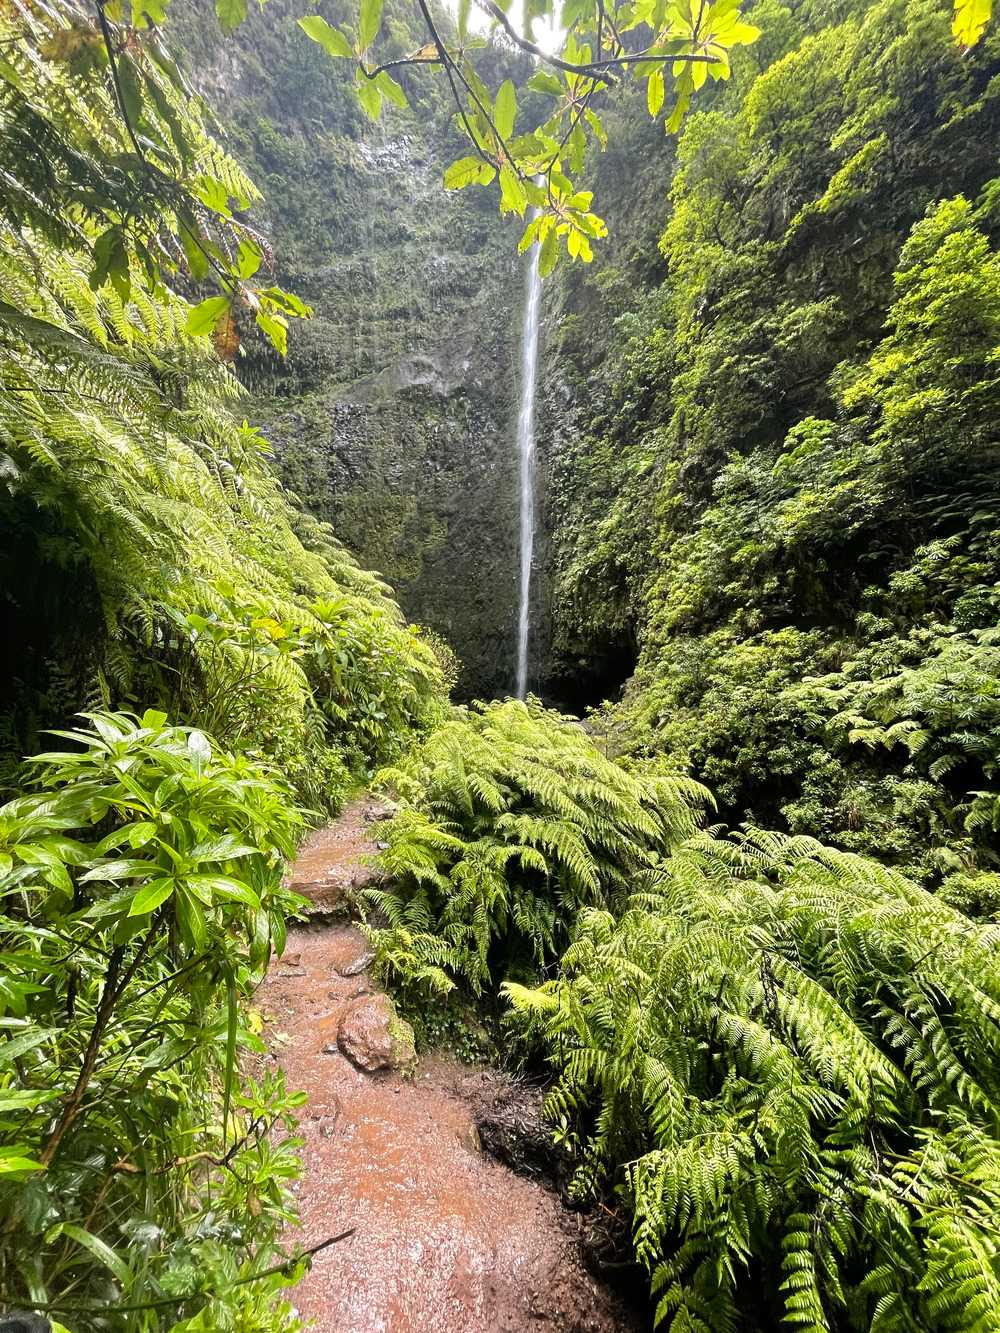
[{"left": 262, "top": 799, "right": 642, "bottom": 1333}]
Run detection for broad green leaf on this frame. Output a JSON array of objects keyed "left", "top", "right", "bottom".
[
  {"left": 175, "top": 889, "right": 207, "bottom": 952},
  {"left": 187, "top": 728, "right": 212, "bottom": 770},
  {"left": 538, "top": 226, "right": 559, "bottom": 278},
  {"left": 80, "top": 858, "right": 159, "bottom": 882},
  {"left": 185, "top": 874, "right": 260, "bottom": 908},
  {"left": 237, "top": 238, "right": 262, "bottom": 279},
  {"left": 495, "top": 80, "right": 517, "bottom": 139},
  {"left": 0, "top": 1147, "right": 43, "bottom": 1175},
  {"left": 179, "top": 225, "right": 210, "bottom": 282},
  {"left": 298, "top": 15, "right": 354, "bottom": 57},
  {"left": 190, "top": 834, "right": 258, "bottom": 862},
  {"left": 499, "top": 166, "right": 528, "bottom": 217},
  {"left": 375, "top": 70, "right": 407, "bottom": 108},
  {"left": 647, "top": 68, "right": 665, "bottom": 116},
  {"left": 0, "top": 1087, "right": 58, "bottom": 1111},
  {"left": 527, "top": 69, "right": 563, "bottom": 96},
  {"left": 186, "top": 295, "right": 231, "bottom": 338},
  {"left": 356, "top": 75, "right": 381, "bottom": 119},
  {"left": 444, "top": 156, "right": 496, "bottom": 189},
  {"left": 359, "top": 0, "right": 384, "bottom": 49},
  {"left": 259, "top": 286, "right": 312, "bottom": 317},
  {"left": 256, "top": 309, "right": 288, "bottom": 356},
  {"left": 215, "top": 0, "right": 247, "bottom": 29},
  {"left": 127, "top": 876, "right": 176, "bottom": 917}
]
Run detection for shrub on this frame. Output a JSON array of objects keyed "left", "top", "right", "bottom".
[{"left": 0, "top": 712, "right": 310, "bottom": 1330}]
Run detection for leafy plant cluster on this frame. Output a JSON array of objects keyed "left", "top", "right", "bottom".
[
  {"left": 364, "top": 698, "right": 710, "bottom": 998},
  {"left": 545, "top": 0, "right": 1000, "bottom": 889},
  {"left": 294, "top": 0, "right": 989, "bottom": 275},
  {"left": 370, "top": 699, "right": 1000, "bottom": 1328},
  {"left": 0, "top": 0, "right": 447, "bottom": 802},
  {"left": 0, "top": 712, "right": 312, "bottom": 1331},
  {"left": 506, "top": 827, "right": 1000, "bottom": 1331}
]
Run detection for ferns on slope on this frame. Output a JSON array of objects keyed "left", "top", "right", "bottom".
[
  {"left": 505, "top": 828, "right": 1000, "bottom": 1332},
  {"left": 366, "top": 698, "right": 711, "bottom": 995},
  {"left": 0, "top": 1, "right": 446, "bottom": 795}
]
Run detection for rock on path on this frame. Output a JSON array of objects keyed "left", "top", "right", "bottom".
[{"left": 263, "top": 796, "right": 641, "bottom": 1333}]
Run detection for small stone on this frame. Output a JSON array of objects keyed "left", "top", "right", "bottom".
[
  {"left": 339, "top": 950, "right": 374, "bottom": 977},
  {"left": 337, "top": 992, "right": 416, "bottom": 1073}
]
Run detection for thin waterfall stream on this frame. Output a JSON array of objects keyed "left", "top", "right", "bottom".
[{"left": 515, "top": 232, "right": 542, "bottom": 699}]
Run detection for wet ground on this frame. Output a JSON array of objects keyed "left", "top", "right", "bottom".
[{"left": 261, "top": 798, "right": 641, "bottom": 1332}]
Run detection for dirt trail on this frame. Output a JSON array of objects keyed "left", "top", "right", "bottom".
[{"left": 263, "top": 797, "right": 640, "bottom": 1333}]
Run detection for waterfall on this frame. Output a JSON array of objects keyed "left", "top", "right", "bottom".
[{"left": 514, "top": 231, "right": 542, "bottom": 700}]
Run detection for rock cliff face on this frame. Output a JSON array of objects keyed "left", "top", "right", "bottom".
[
  {"left": 532, "top": 94, "right": 671, "bottom": 710},
  {"left": 174, "top": 0, "right": 526, "bottom": 698}
]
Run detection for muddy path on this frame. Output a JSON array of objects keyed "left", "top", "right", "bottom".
[{"left": 261, "top": 796, "right": 642, "bottom": 1332}]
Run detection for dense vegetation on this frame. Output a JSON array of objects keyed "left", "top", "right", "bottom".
[
  {"left": 3, "top": 0, "right": 1000, "bottom": 1327},
  {"left": 0, "top": 713, "right": 308, "bottom": 1328},
  {"left": 0, "top": 0, "right": 444, "bottom": 1323},
  {"left": 544, "top": 0, "right": 1000, "bottom": 893},
  {"left": 0, "top": 0, "right": 446, "bottom": 803},
  {"left": 374, "top": 704, "right": 1000, "bottom": 1331}
]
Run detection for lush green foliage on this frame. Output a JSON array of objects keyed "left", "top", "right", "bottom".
[
  {"left": 365, "top": 698, "right": 710, "bottom": 996},
  {"left": 295, "top": 0, "right": 989, "bottom": 274},
  {"left": 371, "top": 695, "right": 1000, "bottom": 1328},
  {"left": 545, "top": 0, "right": 1000, "bottom": 887},
  {"left": 0, "top": 0, "right": 308, "bottom": 357},
  {"left": 506, "top": 829, "right": 1000, "bottom": 1330},
  {"left": 0, "top": 713, "right": 309, "bottom": 1330},
  {"left": 1, "top": 10, "right": 449, "bottom": 1327},
  {"left": 0, "top": 0, "right": 447, "bottom": 800}
]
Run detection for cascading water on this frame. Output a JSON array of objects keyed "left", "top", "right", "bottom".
[{"left": 514, "top": 229, "right": 542, "bottom": 700}]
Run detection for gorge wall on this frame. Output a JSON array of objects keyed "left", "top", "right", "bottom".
[
  {"left": 175, "top": 0, "right": 527, "bottom": 699},
  {"left": 174, "top": 0, "right": 1000, "bottom": 890}
]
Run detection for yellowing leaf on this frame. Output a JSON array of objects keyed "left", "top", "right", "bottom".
[
  {"left": 953, "top": 0, "right": 991, "bottom": 44},
  {"left": 212, "top": 310, "right": 240, "bottom": 363},
  {"left": 647, "top": 68, "right": 665, "bottom": 116}
]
